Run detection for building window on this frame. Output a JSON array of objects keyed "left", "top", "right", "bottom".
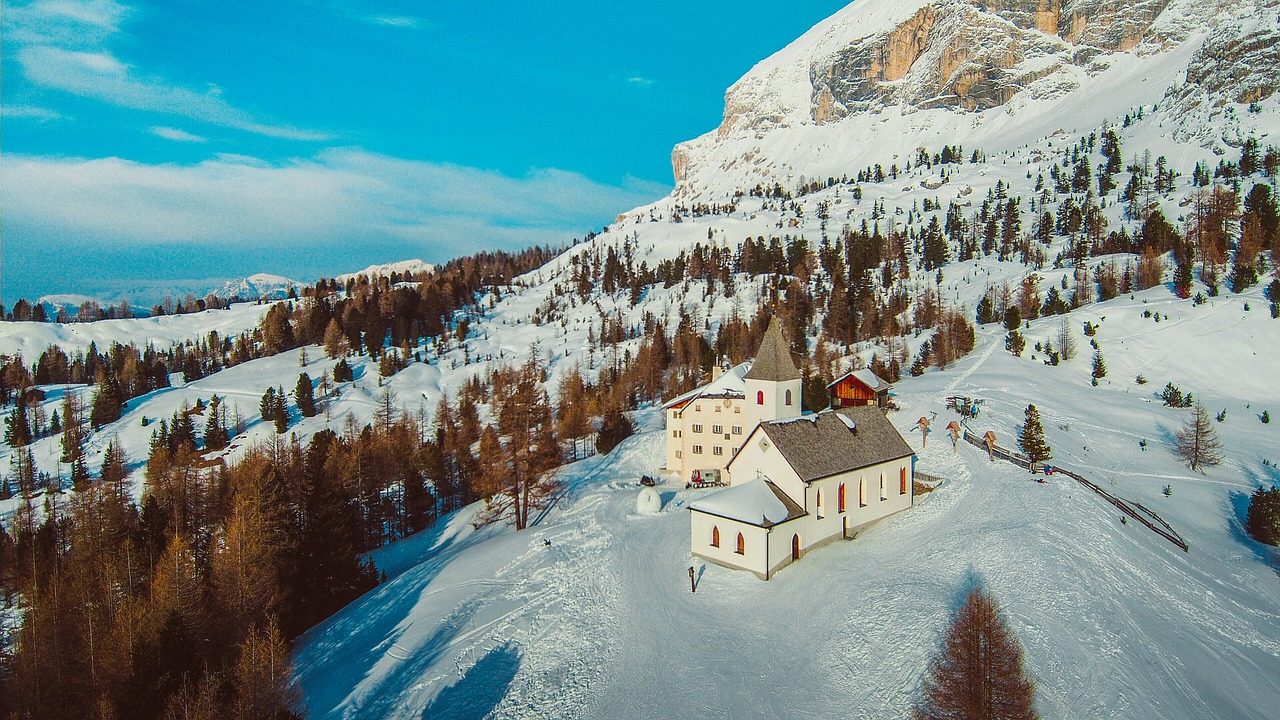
[
  {"left": 675, "top": 450, "right": 682, "bottom": 459},
  {"left": 816, "top": 489, "right": 823, "bottom": 518},
  {"left": 715, "top": 404, "right": 721, "bottom": 412},
  {"left": 785, "top": 389, "right": 793, "bottom": 406},
  {"left": 734, "top": 407, "right": 741, "bottom": 414},
  {"left": 736, "top": 533, "right": 745, "bottom": 555},
  {"left": 839, "top": 483, "right": 846, "bottom": 512},
  {"left": 880, "top": 474, "right": 887, "bottom": 501},
  {"left": 860, "top": 478, "right": 867, "bottom": 507},
  {"left": 672, "top": 429, "right": 680, "bottom": 438},
  {"left": 900, "top": 467, "right": 908, "bottom": 494},
  {"left": 713, "top": 446, "right": 723, "bottom": 456},
  {"left": 732, "top": 425, "right": 742, "bottom": 435},
  {"left": 756, "top": 390, "right": 764, "bottom": 405},
  {"left": 692, "top": 424, "right": 703, "bottom": 433},
  {"left": 711, "top": 526, "right": 720, "bottom": 548},
  {"left": 695, "top": 404, "right": 701, "bottom": 412},
  {"left": 712, "top": 424, "right": 723, "bottom": 434},
  {"left": 692, "top": 445, "right": 703, "bottom": 454}
]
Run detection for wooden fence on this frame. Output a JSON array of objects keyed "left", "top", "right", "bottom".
[{"left": 961, "top": 428, "right": 1188, "bottom": 552}]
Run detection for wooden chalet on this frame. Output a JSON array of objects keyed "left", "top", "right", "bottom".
[{"left": 827, "top": 369, "right": 890, "bottom": 409}]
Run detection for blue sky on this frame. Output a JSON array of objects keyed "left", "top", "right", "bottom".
[{"left": 2, "top": 0, "right": 846, "bottom": 303}]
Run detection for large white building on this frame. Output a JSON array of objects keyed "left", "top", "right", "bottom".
[
  {"left": 661, "top": 318, "right": 802, "bottom": 483},
  {"left": 688, "top": 405, "right": 916, "bottom": 580}
]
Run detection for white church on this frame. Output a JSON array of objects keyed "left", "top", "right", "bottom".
[{"left": 666, "top": 319, "right": 916, "bottom": 579}]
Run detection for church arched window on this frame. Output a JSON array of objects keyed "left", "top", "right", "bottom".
[
  {"left": 785, "top": 389, "right": 793, "bottom": 406},
  {"left": 736, "top": 533, "right": 745, "bottom": 555},
  {"left": 838, "top": 483, "right": 846, "bottom": 512},
  {"left": 711, "top": 526, "right": 720, "bottom": 548},
  {"left": 756, "top": 390, "right": 764, "bottom": 405}
]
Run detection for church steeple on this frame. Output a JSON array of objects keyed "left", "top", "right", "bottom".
[
  {"left": 744, "top": 318, "right": 803, "bottom": 430},
  {"left": 745, "top": 318, "right": 801, "bottom": 382}
]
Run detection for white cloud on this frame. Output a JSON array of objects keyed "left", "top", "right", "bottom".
[
  {"left": 150, "top": 126, "right": 206, "bottom": 142},
  {"left": 366, "top": 15, "right": 425, "bottom": 29},
  {"left": 627, "top": 76, "right": 655, "bottom": 87},
  {"left": 7, "top": 0, "right": 331, "bottom": 141},
  {"left": 3, "top": 0, "right": 130, "bottom": 47},
  {"left": 2, "top": 149, "right": 670, "bottom": 252},
  {"left": 16, "top": 46, "right": 333, "bottom": 140},
  {"left": 4, "top": 104, "right": 65, "bottom": 121}
]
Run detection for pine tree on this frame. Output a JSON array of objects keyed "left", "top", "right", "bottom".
[
  {"left": 976, "top": 293, "right": 996, "bottom": 325},
  {"left": 4, "top": 400, "right": 32, "bottom": 447},
  {"left": 204, "top": 396, "right": 230, "bottom": 450},
  {"left": 323, "top": 318, "right": 348, "bottom": 359},
  {"left": 294, "top": 373, "right": 316, "bottom": 418},
  {"left": 913, "top": 584, "right": 1039, "bottom": 720},
  {"left": 1245, "top": 485, "right": 1280, "bottom": 546},
  {"left": 89, "top": 369, "right": 124, "bottom": 428},
  {"left": 1018, "top": 404, "right": 1051, "bottom": 461},
  {"left": 1091, "top": 349, "right": 1107, "bottom": 380},
  {"left": 596, "top": 402, "right": 635, "bottom": 456},
  {"left": 273, "top": 387, "right": 289, "bottom": 434},
  {"left": 260, "top": 387, "right": 278, "bottom": 423},
  {"left": 1173, "top": 403, "right": 1223, "bottom": 472}
]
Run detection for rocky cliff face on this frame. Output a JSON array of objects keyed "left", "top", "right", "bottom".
[{"left": 671, "top": 0, "right": 1276, "bottom": 192}]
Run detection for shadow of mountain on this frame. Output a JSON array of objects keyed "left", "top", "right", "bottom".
[{"left": 420, "top": 642, "right": 522, "bottom": 720}]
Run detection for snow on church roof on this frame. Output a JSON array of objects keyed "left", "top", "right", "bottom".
[
  {"left": 662, "top": 361, "right": 751, "bottom": 410},
  {"left": 688, "top": 478, "right": 806, "bottom": 528}
]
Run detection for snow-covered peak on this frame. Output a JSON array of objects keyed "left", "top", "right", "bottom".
[
  {"left": 336, "top": 259, "right": 434, "bottom": 283},
  {"left": 215, "top": 273, "right": 298, "bottom": 300},
  {"left": 670, "top": 0, "right": 1274, "bottom": 199}
]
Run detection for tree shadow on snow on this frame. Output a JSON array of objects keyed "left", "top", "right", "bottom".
[
  {"left": 419, "top": 642, "right": 522, "bottom": 720},
  {"left": 946, "top": 566, "right": 988, "bottom": 614},
  {"left": 349, "top": 600, "right": 483, "bottom": 719},
  {"left": 298, "top": 538, "right": 482, "bottom": 718},
  {"left": 1227, "top": 488, "right": 1280, "bottom": 577}
]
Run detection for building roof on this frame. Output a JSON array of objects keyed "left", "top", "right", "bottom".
[
  {"left": 758, "top": 406, "right": 914, "bottom": 483},
  {"left": 662, "top": 362, "right": 750, "bottom": 410},
  {"left": 826, "top": 368, "right": 891, "bottom": 392},
  {"left": 688, "top": 477, "right": 806, "bottom": 528},
  {"left": 743, "top": 318, "right": 801, "bottom": 382}
]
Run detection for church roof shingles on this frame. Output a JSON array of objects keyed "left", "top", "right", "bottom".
[
  {"left": 744, "top": 318, "right": 801, "bottom": 382},
  {"left": 759, "top": 406, "right": 914, "bottom": 483}
]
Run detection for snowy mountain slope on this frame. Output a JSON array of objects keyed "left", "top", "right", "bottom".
[
  {"left": 291, "top": 299, "right": 1280, "bottom": 718},
  {"left": 671, "top": 0, "right": 1279, "bottom": 199},
  {"left": 4, "top": 0, "right": 1280, "bottom": 715},
  {"left": 0, "top": 301, "right": 277, "bottom": 363},
  {"left": 214, "top": 272, "right": 299, "bottom": 300}
]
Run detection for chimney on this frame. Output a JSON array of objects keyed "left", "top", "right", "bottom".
[{"left": 710, "top": 365, "right": 726, "bottom": 381}]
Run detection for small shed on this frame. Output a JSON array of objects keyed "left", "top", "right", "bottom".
[{"left": 827, "top": 369, "right": 891, "bottom": 409}]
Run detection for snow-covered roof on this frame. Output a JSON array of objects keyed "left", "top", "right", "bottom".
[
  {"left": 827, "top": 368, "right": 890, "bottom": 392},
  {"left": 688, "top": 478, "right": 806, "bottom": 528},
  {"left": 662, "top": 362, "right": 751, "bottom": 410}
]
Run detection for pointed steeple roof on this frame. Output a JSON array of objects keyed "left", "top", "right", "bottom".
[{"left": 745, "top": 317, "right": 801, "bottom": 382}]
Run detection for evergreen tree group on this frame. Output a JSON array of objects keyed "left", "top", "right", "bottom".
[{"left": 1246, "top": 485, "right": 1280, "bottom": 546}]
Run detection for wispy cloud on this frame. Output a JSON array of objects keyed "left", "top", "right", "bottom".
[
  {"left": 2, "top": 149, "right": 671, "bottom": 297},
  {"left": 4, "top": 104, "right": 65, "bottom": 121},
  {"left": 365, "top": 15, "right": 426, "bottom": 29},
  {"left": 627, "top": 76, "right": 655, "bottom": 87},
  {"left": 16, "top": 46, "right": 333, "bottom": 140},
  {"left": 4, "top": 0, "right": 130, "bottom": 47},
  {"left": 7, "top": 0, "right": 331, "bottom": 141},
  {"left": 150, "top": 126, "right": 206, "bottom": 142}
]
